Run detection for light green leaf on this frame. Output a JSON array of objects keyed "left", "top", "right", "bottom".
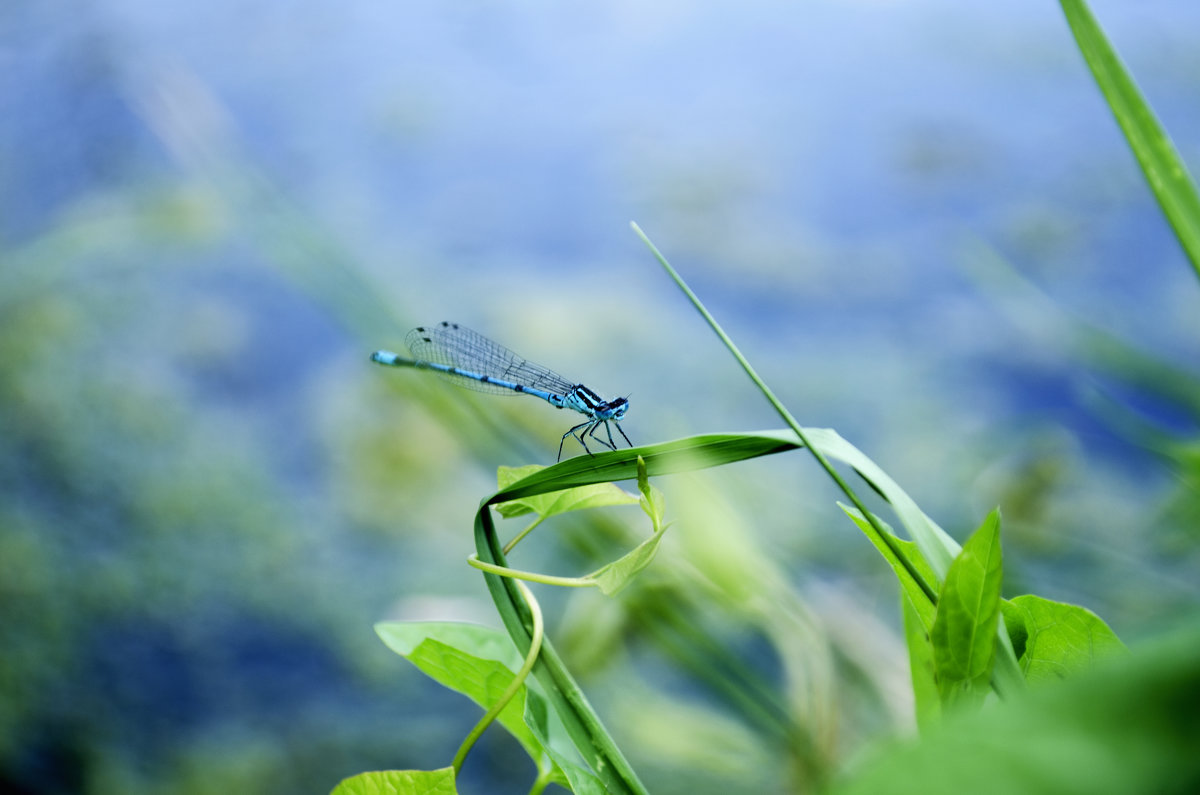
[
  {"left": 525, "top": 695, "right": 609, "bottom": 795},
  {"left": 1002, "top": 594, "right": 1127, "bottom": 683},
  {"left": 589, "top": 523, "right": 670, "bottom": 596},
  {"left": 842, "top": 506, "right": 938, "bottom": 629},
  {"left": 495, "top": 464, "right": 638, "bottom": 519},
  {"left": 902, "top": 593, "right": 941, "bottom": 731},
  {"left": 635, "top": 455, "right": 666, "bottom": 530},
  {"left": 376, "top": 621, "right": 523, "bottom": 668},
  {"left": 582, "top": 456, "right": 673, "bottom": 595},
  {"left": 375, "top": 622, "right": 542, "bottom": 765},
  {"left": 497, "top": 464, "right": 544, "bottom": 490},
  {"left": 931, "top": 509, "right": 1003, "bottom": 710},
  {"left": 812, "top": 429, "right": 960, "bottom": 580},
  {"left": 331, "top": 768, "right": 457, "bottom": 795},
  {"left": 1061, "top": 0, "right": 1200, "bottom": 278}
]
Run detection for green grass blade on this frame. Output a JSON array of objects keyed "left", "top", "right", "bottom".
[
  {"left": 632, "top": 223, "right": 947, "bottom": 600},
  {"left": 1061, "top": 0, "right": 1200, "bottom": 279},
  {"left": 487, "top": 431, "right": 801, "bottom": 503},
  {"left": 633, "top": 225, "right": 1027, "bottom": 696}
]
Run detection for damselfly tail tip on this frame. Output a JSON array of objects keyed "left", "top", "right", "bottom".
[{"left": 371, "top": 350, "right": 400, "bottom": 366}]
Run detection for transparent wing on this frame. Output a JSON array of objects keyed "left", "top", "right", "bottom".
[{"left": 405, "top": 322, "right": 578, "bottom": 396}]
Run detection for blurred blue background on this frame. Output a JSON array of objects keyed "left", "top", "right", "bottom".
[{"left": 3, "top": 1, "right": 1199, "bottom": 793}]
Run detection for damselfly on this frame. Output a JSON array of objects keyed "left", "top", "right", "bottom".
[{"left": 371, "top": 321, "right": 632, "bottom": 460}]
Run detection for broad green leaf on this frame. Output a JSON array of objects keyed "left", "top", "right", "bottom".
[
  {"left": 495, "top": 464, "right": 638, "bottom": 519},
  {"left": 375, "top": 622, "right": 542, "bottom": 765},
  {"left": 931, "top": 509, "right": 1003, "bottom": 710},
  {"left": 902, "top": 594, "right": 941, "bottom": 731},
  {"left": 827, "top": 620, "right": 1200, "bottom": 795},
  {"left": 331, "top": 768, "right": 456, "bottom": 795},
  {"left": 1001, "top": 594, "right": 1127, "bottom": 683},
  {"left": 1061, "top": 0, "right": 1200, "bottom": 278},
  {"left": 376, "top": 621, "right": 523, "bottom": 668}
]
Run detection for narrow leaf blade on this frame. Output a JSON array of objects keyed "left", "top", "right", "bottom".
[
  {"left": 842, "top": 506, "right": 938, "bottom": 628},
  {"left": 1061, "top": 0, "right": 1200, "bottom": 277}
]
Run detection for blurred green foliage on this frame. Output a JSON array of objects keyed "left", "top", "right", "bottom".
[{"left": 830, "top": 618, "right": 1200, "bottom": 795}]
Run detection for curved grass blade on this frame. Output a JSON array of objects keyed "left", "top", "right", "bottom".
[
  {"left": 487, "top": 432, "right": 801, "bottom": 503},
  {"left": 472, "top": 427, "right": 985, "bottom": 791},
  {"left": 473, "top": 432, "right": 798, "bottom": 795},
  {"left": 633, "top": 223, "right": 1025, "bottom": 697}
]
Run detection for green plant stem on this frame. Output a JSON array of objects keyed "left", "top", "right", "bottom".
[
  {"left": 632, "top": 222, "right": 1029, "bottom": 699},
  {"left": 467, "top": 554, "right": 597, "bottom": 588},
  {"left": 452, "top": 580, "right": 545, "bottom": 775},
  {"left": 504, "top": 516, "right": 545, "bottom": 555},
  {"left": 632, "top": 222, "right": 937, "bottom": 606},
  {"left": 527, "top": 770, "right": 552, "bottom": 795}
]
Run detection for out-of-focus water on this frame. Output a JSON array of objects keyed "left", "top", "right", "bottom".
[{"left": 3, "top": 1, "right": 1199, "bottom": 793}]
